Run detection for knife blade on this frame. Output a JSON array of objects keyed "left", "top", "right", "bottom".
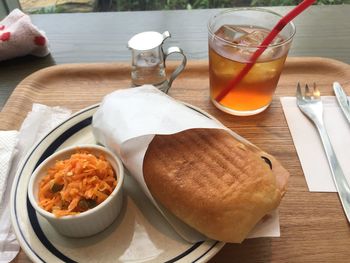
[{"left": 333, "top": 82, "right": 350, "bottom": 124}]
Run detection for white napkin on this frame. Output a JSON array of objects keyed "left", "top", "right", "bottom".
[
  {"left": 281, "top": 96, "right": 350, "bottom": 192},
  {"left": 0, "top": 104, "right": 71, "bottom": 263},
  {"left": 0, "top": 9, "right": 50, "bottom": 61},
  {"left": 0, "top": 131, "right": 18, "bottom": 263},
  {"left": 93, "top": 85, "right": 281, "bottom": 243},
  {"left": 0, "top": 131, "right": 18, "bottom": 204}
]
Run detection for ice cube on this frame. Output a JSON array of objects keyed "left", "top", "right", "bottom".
[
  {"left": 235, "top": 30, "right": 268, "bottom": 47},
  {"left": 259, "top": 48, "right": 276, "bottom": 61},
  {"left": 244, "top": 63, "right": 277, "bottom": 84},
  {"left": 234, "top": 30, "right": 286, "bottom": 61},
  {"left": 271, "top": 35, "right": 284, "bottom": 45},
  {"left": 221, "top": 25, "right": 249, "bottom": 42}
]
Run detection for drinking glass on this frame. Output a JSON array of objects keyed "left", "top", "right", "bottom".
[{"left": 208, "top": 8, "right": 295, "bottom": 116}]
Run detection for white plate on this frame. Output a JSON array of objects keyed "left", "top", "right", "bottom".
[{"left": 11, "top": 104, "right": 225, "bottom": 263}]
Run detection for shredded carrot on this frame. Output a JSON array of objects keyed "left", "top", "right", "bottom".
[{"left": 38, "top": 150, "right": 117, "bottom": 217}]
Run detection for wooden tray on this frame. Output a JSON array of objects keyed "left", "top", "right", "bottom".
[{"left": 5, "top": 57, "right": 350, "bottom": 263}]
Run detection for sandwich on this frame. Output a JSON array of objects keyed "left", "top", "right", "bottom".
[{"left": 143, "top": 128, "right": 289, "bottom": 243}]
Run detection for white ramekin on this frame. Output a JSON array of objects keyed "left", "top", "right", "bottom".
[{"left": 28, "top": 144, "right": 124, "bottom": 238}]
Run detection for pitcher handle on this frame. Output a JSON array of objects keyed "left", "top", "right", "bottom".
[{"left": 164, "top": 46, "right": 187, "bottom": 93}]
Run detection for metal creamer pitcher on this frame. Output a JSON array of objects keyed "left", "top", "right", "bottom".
[{"left": 128, "top": 31, "right": 187, "bottom": 93}]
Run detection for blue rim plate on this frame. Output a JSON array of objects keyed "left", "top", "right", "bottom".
[{"left": 10, "top": 103, "right": 225, "bottom": 263}]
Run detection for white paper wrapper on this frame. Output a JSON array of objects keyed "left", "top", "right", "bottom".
[{"left": 92, "top": 85, "right": 280, "bottom": 243}]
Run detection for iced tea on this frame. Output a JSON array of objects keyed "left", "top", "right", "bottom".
[{"left": 208, "top": 9, "right": 295, "bottom": 116}]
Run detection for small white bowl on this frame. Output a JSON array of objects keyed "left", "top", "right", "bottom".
[{"left": 28, "top": 144, "right": 124, "bottom": 238}]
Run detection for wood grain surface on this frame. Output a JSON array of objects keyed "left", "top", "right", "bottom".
[{"left": 4, "top": 57, "right": 350, "bottom": 262}]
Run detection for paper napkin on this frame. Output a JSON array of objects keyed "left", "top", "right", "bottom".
[
  {"left": 93, "top": 85, "right": 281, "bottom": 243},
  {"left": 281, "top": 96, "right": 350, "bottom": 192},
  {"left": 0, "top": 9, "right": 50, "bottom": 62},
  {"left": 0, "top": 131, "right": 18, "bottom": 204},
  {"left": 0, "top": 104, "right": 71, "bottom": 263}
]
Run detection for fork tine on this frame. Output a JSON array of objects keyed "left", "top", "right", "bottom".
[
  {"left": 296, "top": 82, "right": 302, "bottom": 99},
  {"left": 313, "top": 82, "right": 320, "bottom": 97},
  {"left": 305, "top": 84, "right": 310, "bottom": 94},
  {"left": 305, "top": 84, "right": 314, "bottom": 98}
]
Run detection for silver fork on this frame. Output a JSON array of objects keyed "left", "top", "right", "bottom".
[{"left": 296, "top": 83, "right": 350, "bottom": 223}]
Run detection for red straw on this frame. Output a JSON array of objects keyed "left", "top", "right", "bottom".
[{"left": 215, "top": 0, "right": 316, "bottom": 102}]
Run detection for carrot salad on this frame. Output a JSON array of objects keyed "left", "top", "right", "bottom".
[{"left": 38, "top": 150, "right": 117, "bottom": 217}]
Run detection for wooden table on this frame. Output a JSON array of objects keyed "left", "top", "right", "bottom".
[
  {"left": 2, "top": 5, "right": 350, "bottom": 263},
  {"left": 1, "top": 5, "right": 350, "bottom": 109}
]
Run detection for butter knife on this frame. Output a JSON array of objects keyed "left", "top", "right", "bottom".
[{"left": 333, "top": 82, "right": 350, "bottom": 124}]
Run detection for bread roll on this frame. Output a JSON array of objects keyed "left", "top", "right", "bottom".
[{"left": 143, "top": 128, "right": 289, "bottom": 243}]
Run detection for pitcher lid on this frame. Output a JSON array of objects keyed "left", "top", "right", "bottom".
[{"left": 128, "top": 31, "right": 165, "bottom": 51}]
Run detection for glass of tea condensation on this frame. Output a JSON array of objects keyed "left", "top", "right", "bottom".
[{"left": 208, "top": 8, "right": 296, "bottom": 116}]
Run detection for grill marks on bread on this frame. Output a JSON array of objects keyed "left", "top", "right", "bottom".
[{"left": 143, "top": 128, "right": 284, "bottom": 243}]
